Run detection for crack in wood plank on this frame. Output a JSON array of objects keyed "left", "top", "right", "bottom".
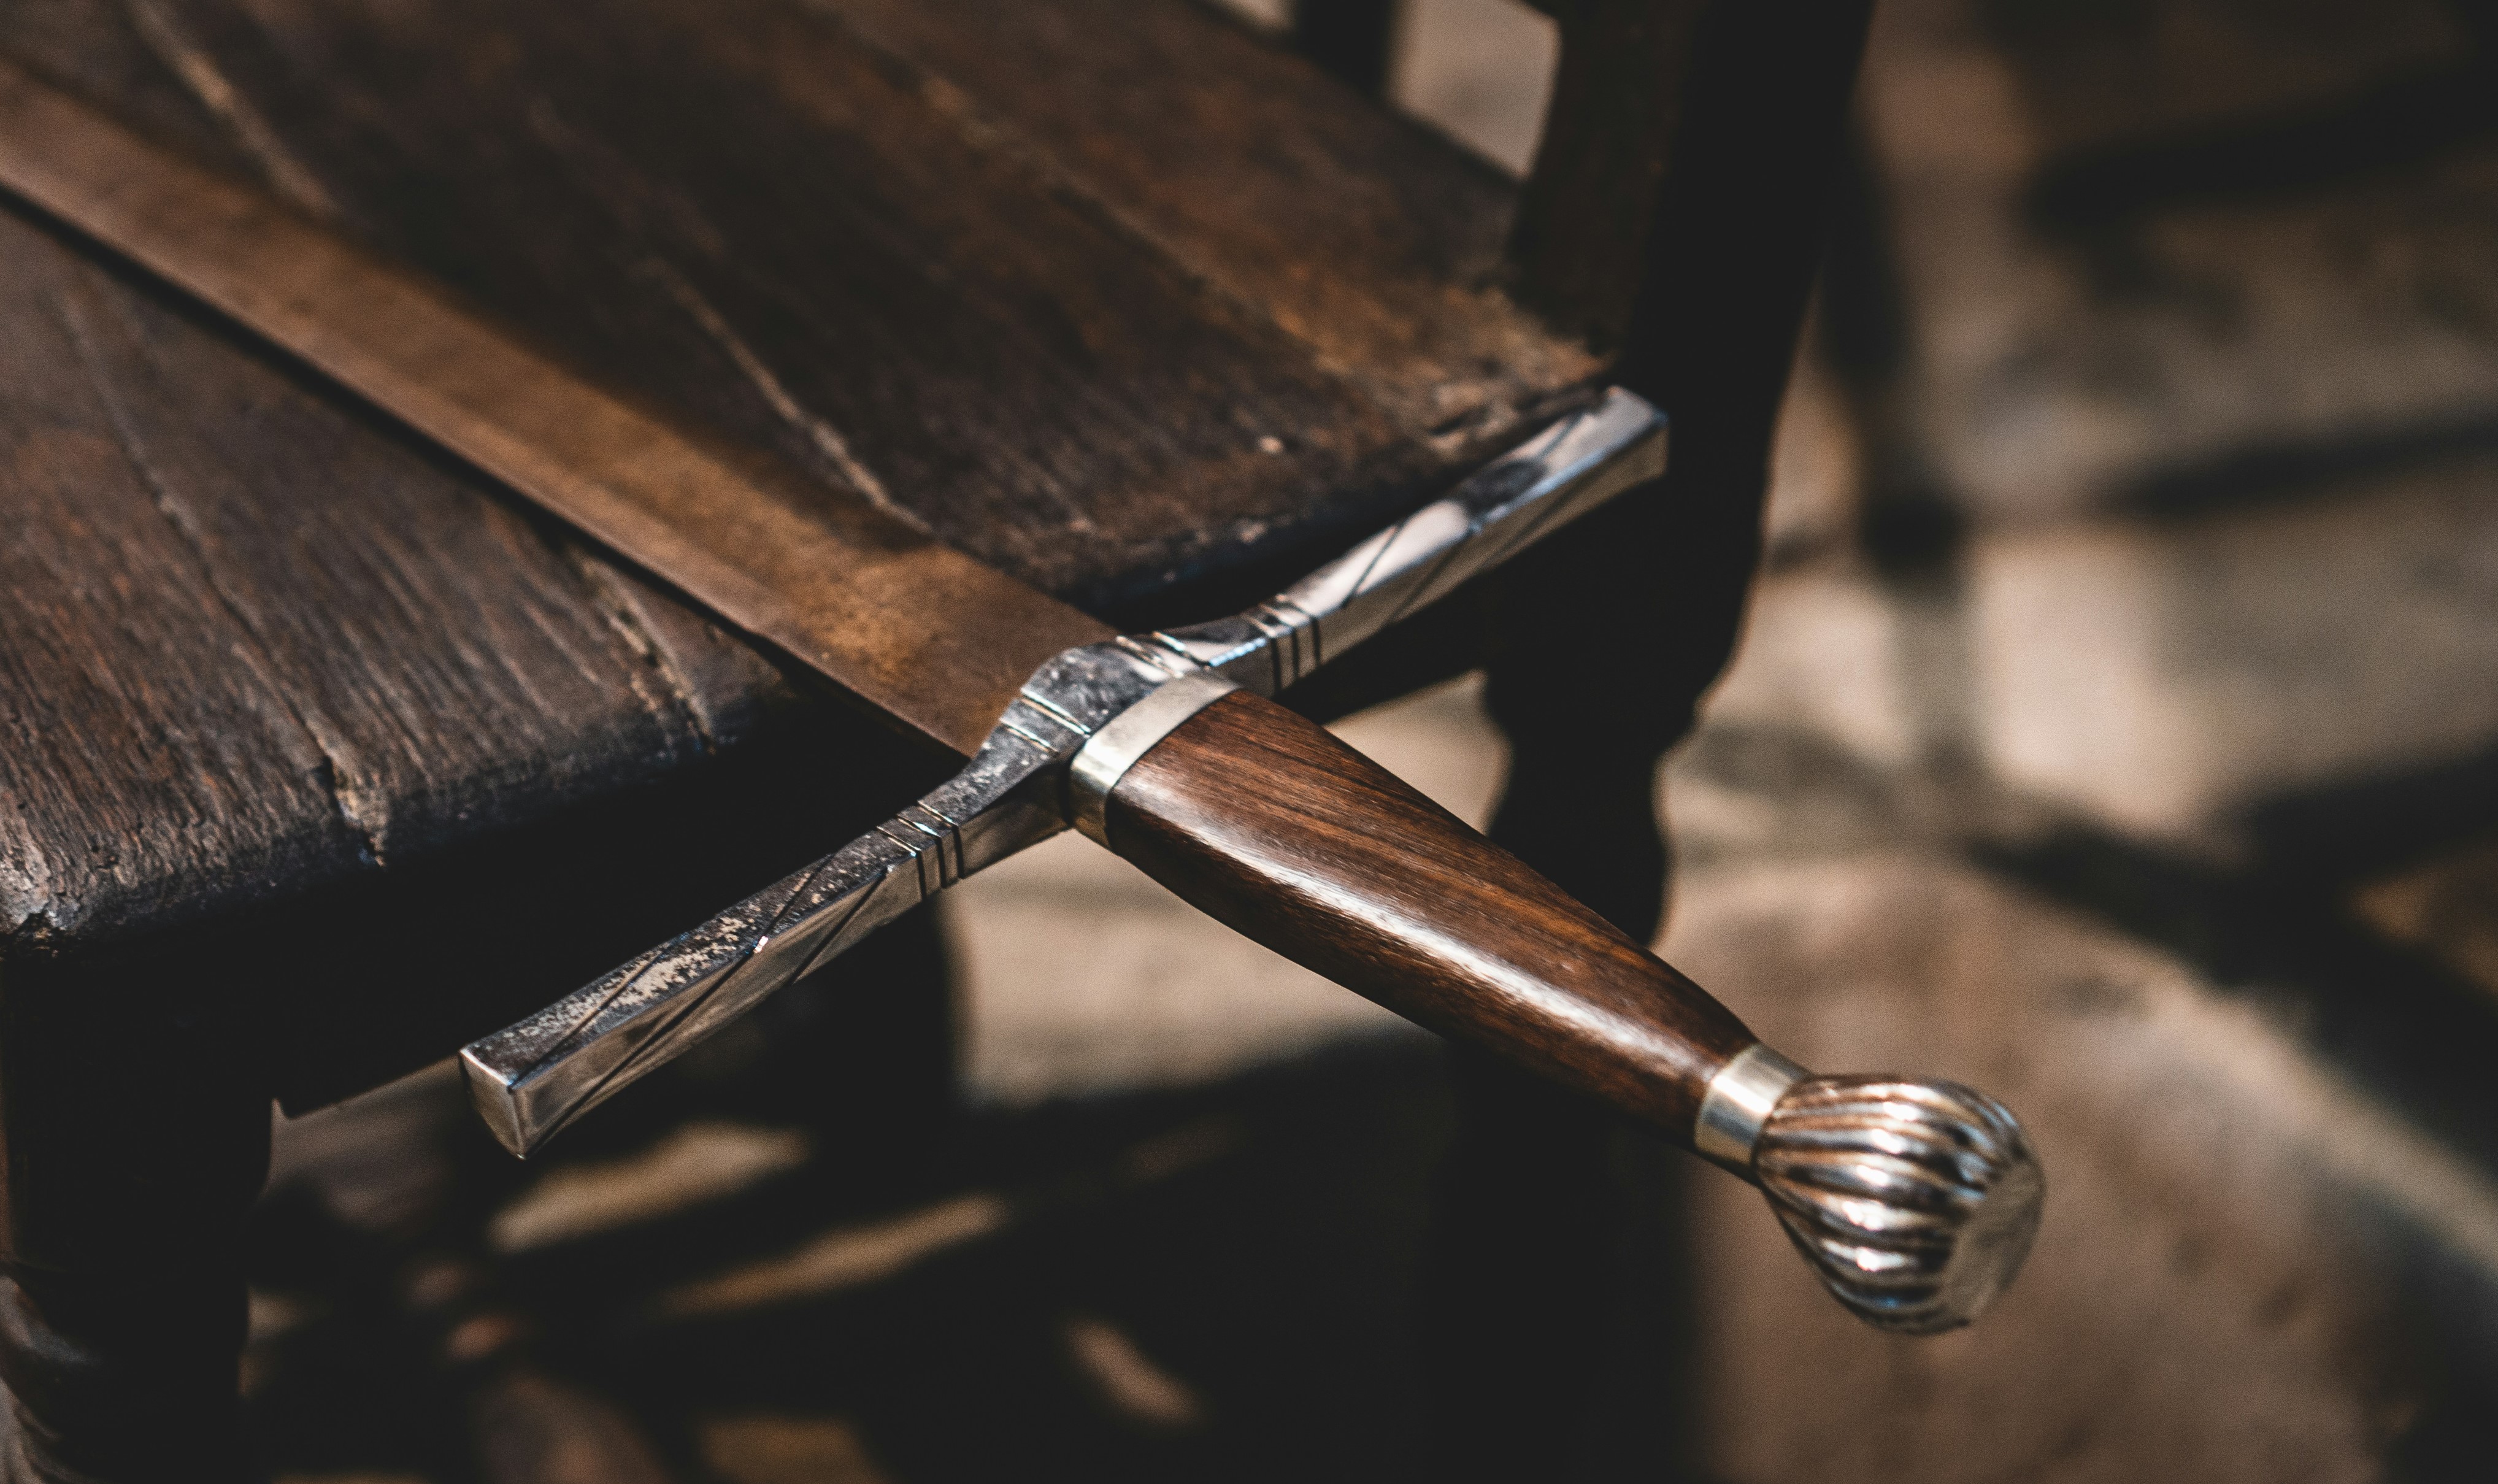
[
  {"left": 558, "top": 545, "right": 724, "bottom": 756},
  {"left": 52, "top": 266, "right": 393, "bottom": 868}
]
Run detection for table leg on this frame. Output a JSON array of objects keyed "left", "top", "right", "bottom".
[
  {"left": 0, "top": 1263, "right": 256, "bottom": 1482},
  {"left": 1418, "top": 469, "right": 1765, "bottom": 1480},
  {"left": 0, "top": 977, "right": 271, "bottom": 1483}
]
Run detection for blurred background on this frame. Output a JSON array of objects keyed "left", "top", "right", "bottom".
[{"left": 245, "top": 1, "right": 2498, "bottom": 1478}]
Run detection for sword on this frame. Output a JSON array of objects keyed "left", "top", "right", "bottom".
[{"left": 0, "top": 61, "right": 2042, "bottom": 1334}]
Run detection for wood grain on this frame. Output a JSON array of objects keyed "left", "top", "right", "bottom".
[
  {"left": 1103, "top": 690, "right": 1757, "bottom": 1136},
  {"left": 6, "top": 0, "right": 1589, "bottom": 612},
  {"left": 0, "top": 205, "right": 785, "bottom": 950},
  {"left": 824, "top": 0, "right": 1595, "bottom": 433}
]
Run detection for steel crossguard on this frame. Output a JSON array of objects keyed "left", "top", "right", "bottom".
[{"left": 461, "top": 391, "right": 2043, "bottom": 1335}]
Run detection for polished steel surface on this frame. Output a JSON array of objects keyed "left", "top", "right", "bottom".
[
  {"left": 1751, "top": 1074, "right": 2045, "bottom": 1334},
  {"left": 1147, "top": 390, "right": 1666, "bottom": 691},
  {"left": 0, "top": 58, "right": 1105, "bottom": 757},
  {"left": 462, "top": 394, "right": 1668, "bottom": 1154},
  {"left": 1693, "top": 1044, "right": 1808, "bottom": 1173},
  {"left": 1068, "top": 672, "right": 1242, "bottom": 845},
  {"left": 461, "top": 647, "right": 1139, "bottom": 1154}
]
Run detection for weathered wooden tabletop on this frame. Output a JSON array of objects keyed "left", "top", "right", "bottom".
[{"left": 0, "top": 0, "right": 1597, "bottom": 1105}]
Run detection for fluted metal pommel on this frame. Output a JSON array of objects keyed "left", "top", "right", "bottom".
[{"left": 1750, "top": 1075, "right": 2043, "bottom": 1334}]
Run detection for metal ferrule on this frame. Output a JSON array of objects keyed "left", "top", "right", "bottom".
[
  {"left": 1693, "top": 1044, "right": 1809, "bottom": 1175},
  {"left": 1066, "top": 671, "right": 1240, "bottom": 844},
  {"left": 461, "top": 391, "right": 1667, "bottom": 1155}
]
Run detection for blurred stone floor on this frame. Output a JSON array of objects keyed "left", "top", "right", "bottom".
[{"left": 243, "top": 1, "right": 2498, "bottom": 1480}]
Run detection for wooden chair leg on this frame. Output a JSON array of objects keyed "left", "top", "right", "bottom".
[
  {"left": 0, "top": 1261, "right": 256, "bottom": 1483},
  {"left": 1418, "top": 462, "right": 1768, "bottom": 1479},
  {"left": 1428, "top": 0, "right": 1869, "bottom": 1458},
  {"left": 0, "top": 977, "right": 271, "bottom": 1483},
  {"left": 1289, "top": 0, "right": 1398, "bottom": 98}
]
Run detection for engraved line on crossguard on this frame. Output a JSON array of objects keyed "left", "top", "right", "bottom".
[
  {"left": 459, "top": 391, "right": 1667, "bottom": 1155},
  {"left": 1016, "top": 686, "right": 1093, "bottom": 739},
  {"left": 1243, "top": 600, "right": 1319, "bottom": 691}
]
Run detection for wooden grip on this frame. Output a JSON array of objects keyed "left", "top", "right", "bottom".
[{"left": 1101, "top": 690, "right": 1757, "bottom": 1137}]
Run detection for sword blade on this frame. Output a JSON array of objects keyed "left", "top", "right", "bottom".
[
  {"left": 463, "top": 395, "right": 1664, "bottom": 1152},
  {"left": 0, "top": 58, "right": 1106, "bottom": 757}
]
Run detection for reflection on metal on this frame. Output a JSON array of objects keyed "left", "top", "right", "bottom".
[
  {"left": 461, "top": 391, "right": 1667, "bottom": 1155},
  {"left": 1752, "top": 1074, "right": 2045, "bottom": 1334},
  {"left": 1693, "top": 1043, "right": 1808, "bottom": 1173},
  {"left": 1067, "top": 671, "right": 1241, "bottom": 845}
]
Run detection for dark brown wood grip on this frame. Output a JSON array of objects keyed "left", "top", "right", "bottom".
[{"left": 1102, "top": 690, "right": 1757, "bottom": 1138}]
